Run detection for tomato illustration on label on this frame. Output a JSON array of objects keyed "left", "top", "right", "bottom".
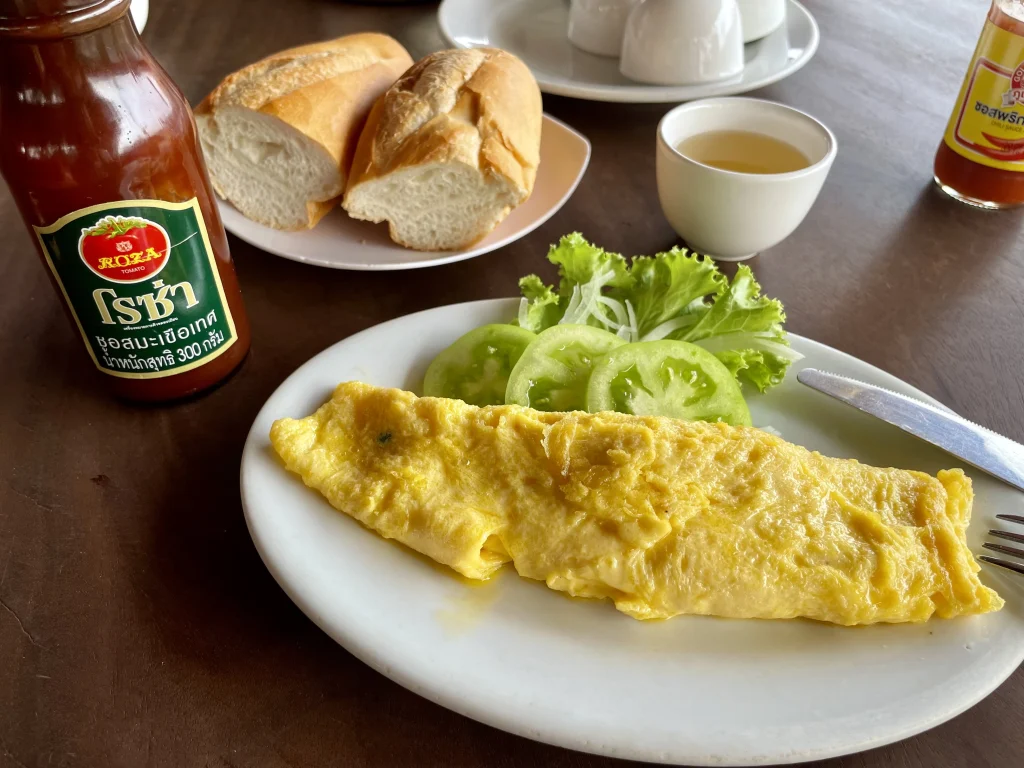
[{"left": 79, "top": 215, "right": 171, "bottom": 283}]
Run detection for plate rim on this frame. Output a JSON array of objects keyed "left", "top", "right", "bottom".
[
  {"left": 241, "top": 297, "right": 1024, "bottom": 766},
  {"left": 437, "top": 0, "right": 820, "bottom": 104},
  {"left": 130, "top": 0, "right": 149, "bottom": 33},
  {"left": 220, "top": 114, "right": 591, "bottom": 271}
]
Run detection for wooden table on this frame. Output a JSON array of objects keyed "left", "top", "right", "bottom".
[{"left": 2, "top": 1, "right": 1023, "bottom": 765}]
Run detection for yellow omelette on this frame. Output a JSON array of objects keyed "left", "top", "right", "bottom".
[{"left": 270, "top": 381, "right": 1003, "bottom": 625}]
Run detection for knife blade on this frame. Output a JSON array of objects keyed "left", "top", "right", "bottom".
[{"left": 797, "top": 368, "right": 1024, "bottom": 494}]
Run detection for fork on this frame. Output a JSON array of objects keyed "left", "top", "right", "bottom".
[{"left": 980, "top": 514, "right": 1024, "bottom": 576}]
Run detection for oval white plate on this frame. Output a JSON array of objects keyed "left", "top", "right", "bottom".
[
  {"left": 218, "top": 115, "right": 589, "bottom": 270},
  {"left": 241, "top": 299, "right": 1023, "bottom": 766},
  {"left": 438, "top": 0, "right": 819, "bottom": 104}
]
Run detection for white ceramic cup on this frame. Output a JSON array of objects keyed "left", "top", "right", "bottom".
[
  {"left": 568, "top": 0, "right": 642, "bottom": 58},
  {"left": 738, "top": 0, "right": 787, "bottom": 42},
  {"left": 620, "top": 0, "right": 744, "bottom": 86},
  {"left": 656, "top": 97, "right": 837, "bottom": 261}
]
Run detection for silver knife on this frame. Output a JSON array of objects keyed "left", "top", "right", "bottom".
[{"left": 797, "top": 368, "right": 1024, "bottom": 494}]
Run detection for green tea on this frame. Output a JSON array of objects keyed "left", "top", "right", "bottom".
[{"left": 678, "top": 130, "right": 810, "bottom": 174}]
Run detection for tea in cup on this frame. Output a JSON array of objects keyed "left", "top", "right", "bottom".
[{"left": 656, "top": 98, "right": 837, "bottom": 260}]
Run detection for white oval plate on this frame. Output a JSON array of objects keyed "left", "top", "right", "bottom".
[
  {"left": 241, "top": 299, "right": 1023, "bottom": 766},
  {"left": 218, "top": 115, "right": 589, "bottom": 270},
  {"left": 438, "top": 0, "right": 819, "bottom": 104}
]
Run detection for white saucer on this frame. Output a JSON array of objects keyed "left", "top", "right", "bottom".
[
  {"left": 218, "top": 114, "right": 590, "bottom": 271},
  {"left": 241, "top": 298, "right": 1023, "bottom": 766},
  {"left": 438, "top": 0, "right": 819, "bottom": 104}
]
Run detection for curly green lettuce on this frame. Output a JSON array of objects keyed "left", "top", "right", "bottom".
[{"left": 515, "top": 233, "right": 799, "bottom": 391}]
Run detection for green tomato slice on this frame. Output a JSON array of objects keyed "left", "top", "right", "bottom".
[
  {"left": 586, "top": 340, "right": 752, "bottom": 426},
  {"left": 506, "top": 324, "right": 626, "bottom": 411},
  {"left": 423, "top": 324, "right": 537, "bottom": 406}
]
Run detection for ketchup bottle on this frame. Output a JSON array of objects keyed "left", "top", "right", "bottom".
[
  {"left": 935, "top": 0, "right": 1024, "bottom": 208},
  {"left": 0, "top": 0, "right": 251, "bottom": 401}
]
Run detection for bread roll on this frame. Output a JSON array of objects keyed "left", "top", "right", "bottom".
[
  {"left": 343, "top": 48, "right": 542, "bottom": 251},
  {"left": 196, "top": 33, "right": 413, "bottom": 231}
]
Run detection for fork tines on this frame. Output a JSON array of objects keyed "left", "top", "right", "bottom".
[{"left": 982, "top": 515, "right": 1024, "bottom": 576}]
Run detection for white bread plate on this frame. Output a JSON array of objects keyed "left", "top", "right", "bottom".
[{"left": 218, "top": 114, "right": 589, "bottom": 271}]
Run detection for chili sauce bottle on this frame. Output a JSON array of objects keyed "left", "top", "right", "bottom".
[
  {"left": 935, "top": 0, "right": 1024, "bottom": 208},
  {"left": 0, "top": 0, "right": 251, "bottom": 401}
]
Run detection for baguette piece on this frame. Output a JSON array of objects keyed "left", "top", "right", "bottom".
[
  {"left": 196, "top": 34, "right": 413, "bottom": 231},
  {"left": 342, "top": 48, "right": 542, "bottom": 251}
]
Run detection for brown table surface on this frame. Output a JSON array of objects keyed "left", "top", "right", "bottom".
[{"left": 3, "top": 0, "right": 1024, "bottom": 766}]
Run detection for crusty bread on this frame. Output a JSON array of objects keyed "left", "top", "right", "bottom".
[
  {"left": 342, "top": 48, "right": 542, "bottom": 251},
  {"left": 196, "top": 33, "right": 413, "bottom": 231}
]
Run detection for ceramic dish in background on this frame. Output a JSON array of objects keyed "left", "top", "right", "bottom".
[
  {"left": 620, "top": 0, "right": 744, "bottom": 86},
  {"left": 657, "top": 97, "right": 836, "bottom": 260},
  {"left": 438, "top": 0, "right": 818, "bottom": 103},
  {"left": 739, "top": 0, "right": 787, "bottom": 42},
  {"left": 242, "top": 297, "right": 1023, "bottom": 767},
  {"left": 568, "top": 0, "right": 640, "bottom": 57},
  {"left": 218, "top": 115, "right": 589, "bottom": 270}
]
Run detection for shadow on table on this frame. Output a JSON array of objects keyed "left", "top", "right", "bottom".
[{"left": 141, "top": 393, "right": 322, "bottom": 656}]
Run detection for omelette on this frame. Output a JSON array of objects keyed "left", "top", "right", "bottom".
[{"left": 270, "top": 382, "right": 1003, "bottom": 625}]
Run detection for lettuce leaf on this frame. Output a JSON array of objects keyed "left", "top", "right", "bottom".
[
  {"left": 515, "top": 234, "right": 632, "bottom": 333},
  {"left": 676, "top": 267, "right": 794, "bottom": 391},
  {"left": 679, "top": 266, "right": 785, "bottom": 343},
  {"left": 691, "top": 331, "right": 802, "bottom": 392},
  {"left": 516, "top": 234, "right": 799, "bottom": 391},
  {"left": 610, "top": 248, "right": 725, "bottom": 339},
  {"left": 517, "top": 275, "right": 561, "bottom": 332},
  {"left": 548, "top": 232, "right": 631, "bottom": 297},
  {"left": 713, "top": 348, "right": 791, "bottom": 392}
]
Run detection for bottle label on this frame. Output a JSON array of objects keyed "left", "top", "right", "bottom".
[
  {"left": 34, "top": 199, "right": 238, "bottom": 379},
  {"left": 944, "top": 18, "right": 1024, "bottom": 171}
]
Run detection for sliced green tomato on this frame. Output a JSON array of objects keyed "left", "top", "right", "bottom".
[
  {"left": 585, "top": 340, "right": 752, "bottom": 426},
  {"left": 506, "top": 324, "right": 626, "bottom": 412},
  {"left": 423, "top": 324, "right": 537, "bottom": 406}
]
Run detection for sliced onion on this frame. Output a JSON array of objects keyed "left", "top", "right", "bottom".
[
  {"left": 597, "top": 295, "right": 628, "bottom": 327},
  {"left": 558, "top": 268, "right": 623, "bottom": 332},
  {"left": 641, "top": 316, "right": 694, "bottom": 342},
  {"left": 624, "top": 300, "right": 638, "bottom": 343},
  {"left": 559, "top": 285, "right": 583, "bottom": 324}
]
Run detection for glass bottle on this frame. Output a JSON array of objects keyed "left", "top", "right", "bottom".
[
  {"left": 0, "top": 0, "right": 251, "bottom": 401},
  {"left": 935, "top": 0, "right": 1024, "bottom": 208}
]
